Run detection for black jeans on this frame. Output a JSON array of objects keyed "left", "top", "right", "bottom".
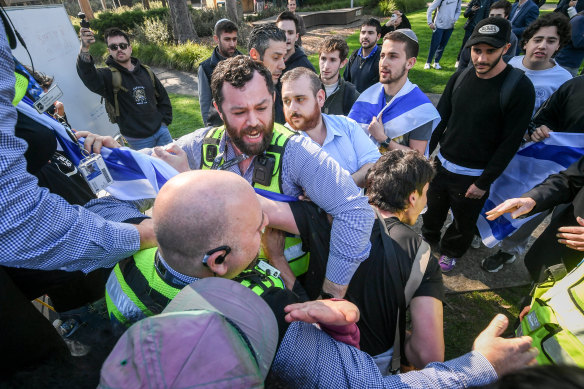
[
  {"left": 422, "top": 164, "right": 489, "bottom": 258},
  {"left": 524, "top": 204, "right": 583, "bottom": 282}
]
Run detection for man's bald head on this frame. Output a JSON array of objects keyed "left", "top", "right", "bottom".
[{"left": 153, "top": 170, "right": 263, "bottom": 277}]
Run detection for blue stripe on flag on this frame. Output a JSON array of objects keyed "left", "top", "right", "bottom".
[
  {"left": 517, "top": 143, "right": 584, "bottom": 168},
  {"left": 380, "top": 87, "right": 429, "bottom": 123},
  {"left": 254, "top": 188, "right": 298, "bottom": 202}
]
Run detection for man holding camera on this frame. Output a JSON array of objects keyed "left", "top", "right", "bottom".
[{"left": 77, "top": 27, "right": 173, "bottom": 150}]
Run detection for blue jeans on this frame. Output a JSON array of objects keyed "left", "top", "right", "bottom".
[
  {"left": 427, "top": 28, "right": 454, "bottom": 64},
  {"left": 124, "top": 124, "right": 173, "bottom": 150}
]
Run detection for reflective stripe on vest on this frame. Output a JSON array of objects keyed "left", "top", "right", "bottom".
[
  {"left": 105, "top": 248, "right": 181, "bottom": 327},
  {"left": 200, "top": 124, "right": 310, "bottom": 276},
  {"left": 106, "top": 250, "right": 286, "bottom": 327},
  {"left": 518, "top": 260, "right": 584, "bottom": 367}
]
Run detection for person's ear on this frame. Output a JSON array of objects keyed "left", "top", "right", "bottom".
[
  {"left": 377, "top": 33, "right": 381, "bottom": 41},
  {"left": 406, "top": 56, "right": 416, "bottom": 70},
  {"left": 205, "top": 250, "right": 229, "bottom": 276},
  {"left": 503, "top": 42, "right": 512, "bottom": 55},
  {"left": 213, "top": 101, "right": 224, "bottom": 121},
  {"left": 317, "top": 88, "right": 326, "bottom": 107},
  {"left": 340, "top": 58, "right": 349, "bottom": 68},
  {"left": 250, "top": 47, "right": 260, "bottom": 61},
  {"left": 408, "top": 190, "right": 418, "bottom": 208},
  {"left": 213, "top": 34, "right": 219, "bottom": 45}
]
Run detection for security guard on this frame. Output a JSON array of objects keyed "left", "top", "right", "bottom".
[
  {"left": 106, "top": 248, "right": 284, "bottom": 327},
  {"left": 517, "top": 260, "right": 584, "bottom": 366}
]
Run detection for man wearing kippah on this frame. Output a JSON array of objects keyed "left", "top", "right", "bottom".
[
  {"left": 348, "top": 29, "right": 440, "bottom": 156},
  {"left": 423, "top": 17, "right": 535, "bottom": 272}
]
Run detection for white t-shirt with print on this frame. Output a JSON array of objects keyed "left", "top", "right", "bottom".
[{"left": 508, "top": 56, "right": 573, "bottom": 114}]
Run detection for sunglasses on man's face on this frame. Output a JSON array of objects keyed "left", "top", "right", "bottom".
[{"left": 108, "top": 43, "right": 129, "bottom": 51}]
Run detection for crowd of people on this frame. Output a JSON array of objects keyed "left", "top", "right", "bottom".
[{"left": 1, "top": 0, "right": 584, "bottom": 386}]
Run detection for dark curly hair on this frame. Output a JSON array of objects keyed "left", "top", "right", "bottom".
[
  {"left": 521, "top": 13, "right": 572, "bottom": 52},
  {"left": 366, "top": 150, "right": 435, "bottom": 213},
  {"left": 317, "top": 36, "right": 350, "bottom": 62},
  {"left": 210, "top": 55, "right": 275, "bottom": 113}
]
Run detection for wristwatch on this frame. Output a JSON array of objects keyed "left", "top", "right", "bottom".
[
  {"left": 380, "top": 136, "right": 392, "bottom": 148},
  {"left": 320, "top": 291, "right": 335, "bottom": 300}
]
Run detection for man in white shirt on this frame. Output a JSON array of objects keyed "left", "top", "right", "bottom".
[{"left": 508, "top": 12, "right": 573, "bottom": 113}]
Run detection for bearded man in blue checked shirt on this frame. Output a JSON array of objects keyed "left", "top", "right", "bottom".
[{"left": 85, "top": 55, "right": 375, "bottom": 300}]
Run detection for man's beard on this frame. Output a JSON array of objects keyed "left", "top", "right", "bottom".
[
  {"left": 285, "top": 102, "right": 321, "bottom": 132},
  {"left": 473, "top": 51, "right": 504, "bottom": 75},
  {"left": 224, "top": 107, "right": 275, "bottom": 156},
  {"left": 218, "top": 44, "right": 236, "bottom": 58},
  {"left": 361, "top": 39, "right": 376, "bottom": 50},
  {"left": 380, "top": 63, "right": 407, "bottom": 85}
]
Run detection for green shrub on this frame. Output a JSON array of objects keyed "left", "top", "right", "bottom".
[
  {"left": 379, "top": 0, "right": 426, "bottom": 14},
  {"left": 132, "top": 14, "right": 172, "bottom": 44},
  {"left": 90, "top": 7, "right": 168, "bottom": 38},
  {"left": 88, "top": 40, "right": 212, "bottom": 72},
  {"left": 189, "top": 7, "right": 229, "bottom": 37}
]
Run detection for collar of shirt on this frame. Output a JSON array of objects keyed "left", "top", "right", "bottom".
[
  {"left": 357, "top": 44, "right": 378, "bottom": 60},
  {"left": 156, "top": 251, "right": 200, "bottom": 287},
  {"left": 217, "top": 130, "right": 257, "bottom": 179},
  {"left": 320, "top": 114, "right": 346, "bottom": 147}
]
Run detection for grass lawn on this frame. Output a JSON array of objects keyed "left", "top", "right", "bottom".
[
  {"left": 308, "top": 8, "right": 554, "bottom": 94},
  {"left": 168, "top": 93, "right": 204, "bottom": 138}
]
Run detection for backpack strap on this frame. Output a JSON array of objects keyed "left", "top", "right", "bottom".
[
  {"left": 108, "top": 66, "right": 128, "bottom": 118},
  {"left": 141, "top": 64, "right": 160, "bottom": 99},
  {"left": 373, "top": 208, "right": 431, "bottom": 374},
  {"left": 500, "top": 67, "right": 524, "bottom": 113}
]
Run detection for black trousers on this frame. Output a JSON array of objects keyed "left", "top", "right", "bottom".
[
  {"left": 422, "top": 164, "right": 489, "bottom": 258},
  {"left": 524, "top": 204, "right": 584, "bottom": 282},
  {"left": 0, "top": 266, "right": 109, "bottom": 374}
]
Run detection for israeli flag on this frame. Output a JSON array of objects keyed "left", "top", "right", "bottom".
[
  {"left": 348, "top": 79, "right": 440, "bottom": 154},
  {"left": 17, "top": 97, "right": 178, "bottom": 200},
  {"left": 477, "top": 132, "right": 584, "bottom": 248}
]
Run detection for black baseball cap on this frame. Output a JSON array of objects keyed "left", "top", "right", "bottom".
[{"left": 465, "top": 17, "right": 511, "bottom": 49}]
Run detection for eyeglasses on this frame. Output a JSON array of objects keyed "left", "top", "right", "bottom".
[
  {"left": 202, "top": 245, "right": 231, "bottom": 267},
  {"left": 108, "top": 43, "right": 129, "bottom": 51}
]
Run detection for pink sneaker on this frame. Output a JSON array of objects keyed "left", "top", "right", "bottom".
[{"left": 439, "top": 255, "right": 457, "bottom": 272}]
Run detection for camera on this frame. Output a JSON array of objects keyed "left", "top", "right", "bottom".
[{"left": 78, "top": 12, "right": 90, "bottom": 28}]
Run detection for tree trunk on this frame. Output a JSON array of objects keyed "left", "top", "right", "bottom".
[
  {"left": 161, "top": 0, "right": 167, "bottom": 7},
  {"left": 168, "top": 0, "right": 198, "bottom": 43},
  {"left": 100, "top": 0, "right": 107, "bottom": 10},
  {"left": 225, "top": 0, "right": 243, "bottom": 23},
  {"left": 78, "top": 0, "right": 95, "bottom": 19},
  {"left": 142, "top": 0, "right": 151, "bottom": 9}
]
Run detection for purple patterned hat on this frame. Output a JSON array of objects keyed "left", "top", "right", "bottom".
[{"left": 99, "top": 278, "right": 279, "bottom": 388}]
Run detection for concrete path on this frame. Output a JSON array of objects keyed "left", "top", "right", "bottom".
[{"left": 151, "top": 66, "right": 199, "bottom": 97}]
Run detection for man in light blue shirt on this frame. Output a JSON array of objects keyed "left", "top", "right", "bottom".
[{"left": 281, "top": 67, "right": 380, "bottom": 187}]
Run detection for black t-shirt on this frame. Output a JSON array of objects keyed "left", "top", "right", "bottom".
[
  {"left": 290, "top": 202, "right": 444, "bottom": 356},
  {"left": 347, "top": 217, "right": 444, "bottom": 356}
]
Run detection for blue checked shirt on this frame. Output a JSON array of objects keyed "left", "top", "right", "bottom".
[
  {"left": 0, "top": 22, "right": 140, "bottom": 273},
  {"left": 273, "top": 321, "right": 498, "bottom": 388},
  {"left": 175, "top": 127, "right": 375, "bottom": 285}
]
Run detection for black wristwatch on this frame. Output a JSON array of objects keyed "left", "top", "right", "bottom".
[
  {"left": 320, "top": 291, "right": 335, "bottom": 300},
  {"left": 380, "top": 136, "right": 392, "bottom": 148}
]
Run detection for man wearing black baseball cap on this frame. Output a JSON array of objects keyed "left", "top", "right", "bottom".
[{"left": 423, "top": 17, "right": 535, "bottom": 272}]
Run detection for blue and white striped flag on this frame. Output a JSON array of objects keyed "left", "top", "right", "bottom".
[
  {"left": 348, "top": 79, "right": 440, "bottom": 154},
  {"left": 477, "top": 132, "right": 584, "bottom": 248},
  {"left": 17, "top": 97, "right": 179, "bottom": 200}
]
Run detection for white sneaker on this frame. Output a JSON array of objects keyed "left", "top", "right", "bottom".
[
  {"left": 471, "top": 235, "right": 482, "bottom": 249},
  {"left": 424, "top": 63, "right": 431, "bottom": 70},
  {"left": 454, "top": 61, "right": 459, "bottom": 68},
  {"left": 433, "top": 63, "right": 442, "bottom": 70}
]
